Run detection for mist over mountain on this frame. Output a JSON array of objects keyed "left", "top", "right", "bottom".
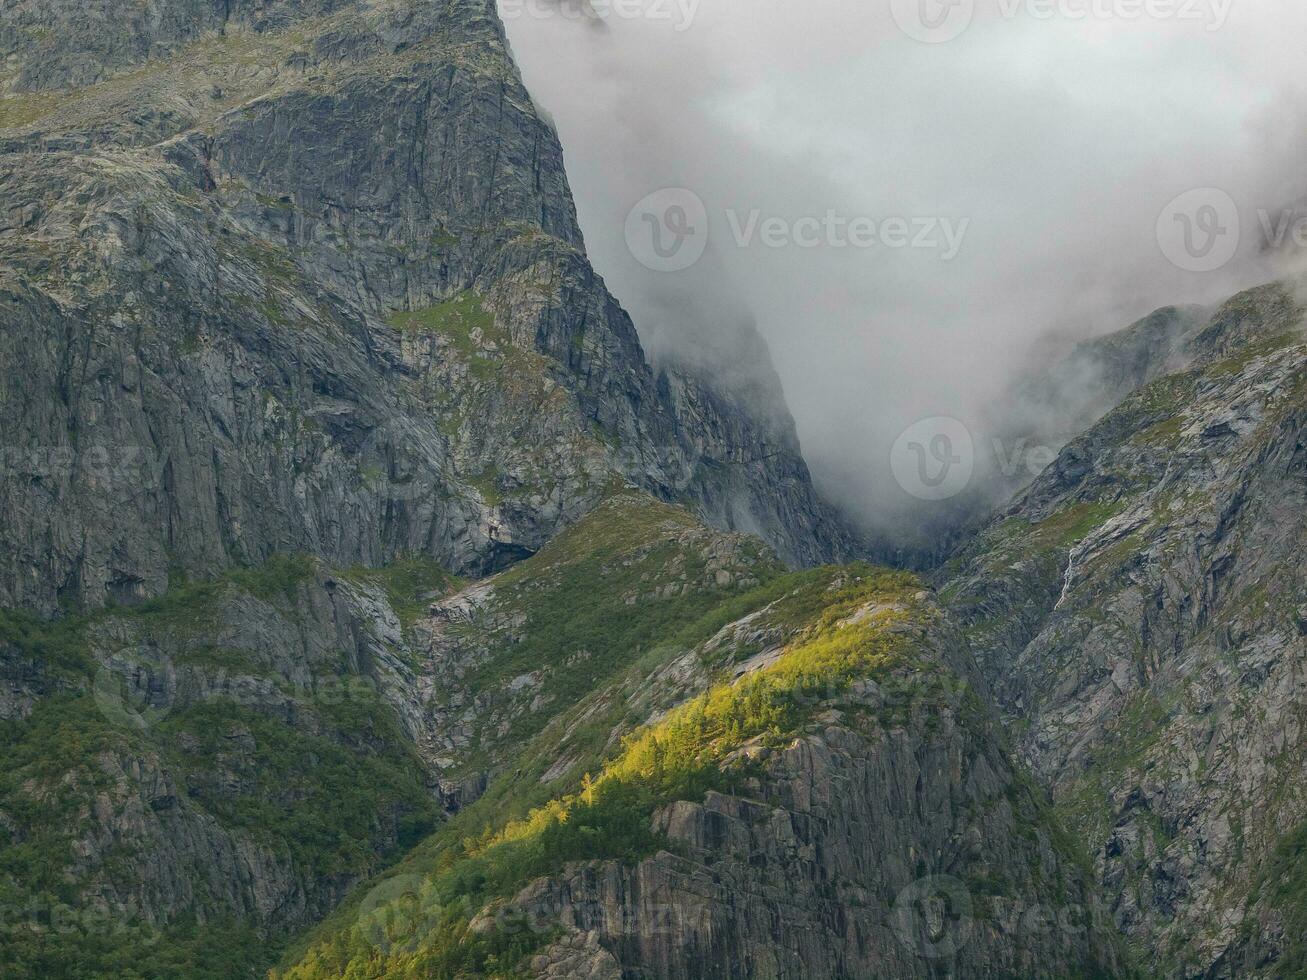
[{"left": 501, "top": 0, "right": 1307, "bottom": 551}]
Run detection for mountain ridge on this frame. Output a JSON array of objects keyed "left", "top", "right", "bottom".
[{"left": 0, "top": 0, "right": 851, "bottom": 617}]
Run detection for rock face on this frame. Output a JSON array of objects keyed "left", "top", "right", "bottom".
[
  {"left": 0, "top": 0, "right": 848, "bottom": 616},
  {"left": 11, "top": 2, "right": 1307, "bottom": 979},
  {"left": 514, "top": 714, "right": 1116, "bottom": 980},
  {"left": 942, "top": 281, "right": 1307, "bottom": 977},
  {"left": 275, "top": 556, "right": 1126, "bottom": 980},
  {"left": 1017, "top": 304, "right": 1211, "bottom": 446},
  {"left": 0, "top": 557, "right": 455, "bottom": 975}
]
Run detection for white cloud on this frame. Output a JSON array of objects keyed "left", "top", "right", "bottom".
[{"left": 501, "top": 0, "right": 1307, "bottom": 545}]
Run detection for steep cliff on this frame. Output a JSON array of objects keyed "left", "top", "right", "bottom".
[
  {"left": 277, "top": 522, "right": 1124, "bottom": 979},
  {"left": 0, "top": 2, "right": 860, "bottom": 975},
  {"left": 0, "top": 556, "right": 453, "bottom": 977},
  {"left": 0, "top": 0, "right": 848, "bottom": 618},
  {"left": 11, "top": 2, "right": 1306, "bottom": 978},
  {"left": 0, "top": 489, "right": 1126, "bottom": 979},
  {"left": 942, "top": 280, "right": 1307, "bottom": 976}
]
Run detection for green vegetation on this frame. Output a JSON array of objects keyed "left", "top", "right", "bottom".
[
  {"left": 953, "top": 500, "right": 1127, "bottom": 583},
  {"left": 446, "top": 495, "right": 783, "bottom": 764},
  {"left": 421, "top": 562, "right": 900, "bottom": 871},
  {"left": 158, "top": 698, "right": 439, "bottom": 875},
  {"left": 1254, "top": 819, "right": 1307, "bottom": 977},
  {"left": 0, "top": 554, "right": 315, "bottom": 679},
  {"left": 0, "top": 697, "right": 137, "bottom": 894},
  {"left": 1209, "top": 330, "right": 1304, "bottom": 377},
  {"left": 0, "top": 608, "right": 92, "bottom": 677},
  {"left": 276, "top": 569, "right": 925, "bottom": 979},
  {"left": 0, "top": 681, "right": 437, "bottom": 978},
  {"left": 0, "top": 554, "right": 447, "bottom": 980},
  {"left": 469, "top": 465, "right": 503, "bottom": 508},
  {"left": 255, "top": 193, "right": 297, "bottom": 212},
  {"left": 388, "top": 292, "right": 505, "bottom": 373},
  {"left": 0, "top": 695, "right": 288, "bottom": 978},
  {"left": 0, "top": 912, "right": 270, "bottom": 980},
  {"left": 0, "top": 92, "right": 59, "bottom": 129},
  {"left": 1028, "top": 501, "right": 1127, "bottom": 551},
  {"left": 387, "top": 291, "right": 510, "bottom": 380},
  {"left": 339, "top": 557, "right": 463, "bottom": 629},
  {"left": 1056, "top": 691, "right": 1173, "bottom": 843}
]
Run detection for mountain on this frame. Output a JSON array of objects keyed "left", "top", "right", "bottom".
[
  {"left": 5, "top": 1, "right": 1307, "bottom": 979},
  {"left": 0, "top": 488, "right": 1131, "bottom": 979},
  {"left": 0, "top": 0, "right": 849, "bottom": 620},
  {"left": 0, "top": 5, "right": 1129, "bottom": 977},
  {"left": 274, "top": 497, "right": 1125, "bottom": 979},
  {"left": 941, "top": 280, "right": 1307, "bottom": 976}
]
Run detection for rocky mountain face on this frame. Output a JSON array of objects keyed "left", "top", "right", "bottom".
[
  {"left": 942, "top": 280, "right": 1307, "bottom": 977},
  {"left": 0, "top": 554, "right": 455, "bottom": 977},
  {"left": 0, "top": 490, "right": 1127, "bottom": 979},
  {"left": 0, "top": 0, "right": 849, "bottom": 618},
  {"left": 276, "top": 509, "right": 1124, "bottom": 979},
  {"left": 5, "top": 2, "right": 1307, "bottom": 980}
]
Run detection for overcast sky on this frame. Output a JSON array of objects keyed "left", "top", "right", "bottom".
[{"left": 500, "top": 0, "right": 1307, "bottom": 543}]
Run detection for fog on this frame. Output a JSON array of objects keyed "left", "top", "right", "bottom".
[{"left": 499, "top": 0, "right": 1307, "bottom": 552}]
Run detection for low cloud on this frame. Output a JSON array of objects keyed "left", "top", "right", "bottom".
[{"left": 501, "top": 0, "right": 1307, "bottom": 552}]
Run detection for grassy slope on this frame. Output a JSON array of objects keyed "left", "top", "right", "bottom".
[
  {"left": 0, "top": 494, "right": 793, "bottom": 980},
  {"left": 427, "top": 494, "right": 785, "bottom": 777}
]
